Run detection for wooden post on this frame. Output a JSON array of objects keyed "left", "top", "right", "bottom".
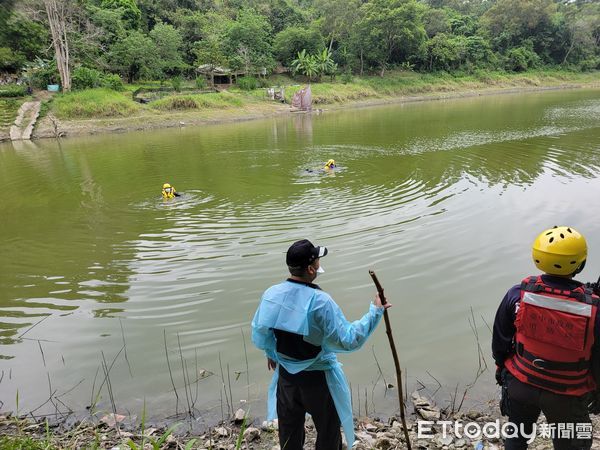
[{"left": 369, "top": 270, "right": 412, "bottom": 450}]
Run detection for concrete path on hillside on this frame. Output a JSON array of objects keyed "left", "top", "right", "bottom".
[{"left": 10, "top": 100, "right": 41, "bottom": 141}]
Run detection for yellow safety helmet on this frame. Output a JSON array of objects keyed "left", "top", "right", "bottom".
[
  {"left": 532, "top": 226, "right": 587, "bottom": 276},
  {"left": 325, "top": 159, "right": 335, "bottom": 168},
  {"left": 163, "top": 183, "right": 172, "bottom": 190}
]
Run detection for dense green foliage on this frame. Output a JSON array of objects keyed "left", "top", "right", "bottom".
[
  {"left": 236, "top": 75, "right": 260, "bottom": 90},
  {"left": 0, "top": 0, "right": 598, "bottom": 89}
]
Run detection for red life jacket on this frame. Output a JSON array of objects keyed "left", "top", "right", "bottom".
[{"left": 505, "top": 275, "right": 599, "bottom": 396}]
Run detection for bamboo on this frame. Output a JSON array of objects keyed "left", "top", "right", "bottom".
[{"left": 369, "top": 270, "right": 412, "bottom": 450}]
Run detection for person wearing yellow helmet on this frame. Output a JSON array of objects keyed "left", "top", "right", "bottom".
[
  {"left": 493, "top": 226, "right": 599, "bottom": 450},
  {"left": 324, "top": 159, "right": 336, "bottom": 170},
  {"left": 161, "top": 182, "right": 180, "bottom": 199}
]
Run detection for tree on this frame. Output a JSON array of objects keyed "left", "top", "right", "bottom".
[
  {"left": 505, "top": 40, "right": 541, "bottom": 71},
  {"left": 44, "top": 0, "right": 71, "bottom": 91},
  {"left": 426, "top": 33, "right": 465, "bottom": 70},
  {"left": 314, "top": 0, "right": 361, "bottom": 52},
  {"left": 423, "top": 7, "right": 451, "bottom": 38},
  {"left": 108, "top": 30, "right": 156, "bottom": 82},
  {"left": 248, "top": 0, "right": 306, "bottom": 35},
  {"left": 463, "top": 35, "right": 494, "bottom": 67},
  {"left": 15, "top": 0, "right": 103, "bottom": 89},
  {"left": 0, "top": 47, "right": 26, "bottom": 71},
  {"left": 170, "top": 9, "right": 207, "bottom": 64},
  {"left": 481, "top": 0, "right": 558, "bottom": 61},
  {"left": 226, "top": 9, "right": 274, "bottom": 73},
  {"left": 193, "top": 12, "right": 231, "bottom": 74},
  {"left": 0, "top": 9, "right": 48, "bottom": 64},
  {"left": 558, "top": 2, "right": 600, "bottom": 67},
  {"left": 149, "top": 22, "right": 185, "bottom": 78},
  {"left": 87, "top": 5, "right": 127, "bottom": 48},
  {"left": 291, "top": 49, "right": 318, "bottom": 81},
  {"left": 290, "top": 48, "right": 336, "bottom": 81},
  {"left": 355, "top": 0, "right": 427, "bottom": 76},
  {"left": 313, "top": 48, "right": 337, "bottom": 80},
  {"left": 100, "top": 0, "right": 142, "bottom": 29},
  {"left": 273, "top": 26, "right": 324, "bottom": 67}
]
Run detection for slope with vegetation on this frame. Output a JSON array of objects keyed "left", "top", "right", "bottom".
[{"left": 0, "top": 0, "right": 598, "bottom": 130}]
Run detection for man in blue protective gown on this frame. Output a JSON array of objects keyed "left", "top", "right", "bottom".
[{"left": 251, "top": 239, "right": 391, "bottom": 450}]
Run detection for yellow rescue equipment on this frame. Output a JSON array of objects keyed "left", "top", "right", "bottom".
[{"left": 162, "top": 182, "right": 177, "bottom": 199}]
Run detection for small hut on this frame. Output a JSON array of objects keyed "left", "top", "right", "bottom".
[{"left": 196, "top": 65, "right": 244, "bottom": 87}]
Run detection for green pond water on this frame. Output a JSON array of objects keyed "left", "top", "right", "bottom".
[{"left": 1, "top": 88, "right": 600, "bottom": 424}]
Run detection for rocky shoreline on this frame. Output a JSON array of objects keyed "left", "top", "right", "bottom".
[{"left": 3, "top": 391, "right": 600, "bottom": 449}]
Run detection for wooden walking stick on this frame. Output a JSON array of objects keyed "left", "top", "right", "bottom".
[{"left": 369, "top": 270, "right": 412, "bottom": 450}]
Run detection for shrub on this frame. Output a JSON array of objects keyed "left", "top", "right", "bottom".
[
  {"left": 273, "top": 26, "right": 325, "bottom": 67},
  {"left": 0, "top": 85, "right": 27, "bottom": 97},
  {"left": 72, "top": 67, "right": 104, "bottom": 90},
  {"left": 23, "top": 58, "right": 59, "bottom": 89},
  {"left": 0, "top": 47, "right": 25, "bottom": 72},
  {"left": 340, "top": 71, "right": 353, "bottom": 84},
  {"left": 171, "top": 75, "right": 183, "bottom": 92},
  {"left": 102, "top": 74, "right": 124, "bottom": 91},
  {"left": 578, "top": 57, "right": 600, "bottom": 72},
  {"left": 505, "top": 46, "right": 540, "bottom": 72},
  {"left": 236, "top": 76, "right": 258, "bottom": 91},
  {"left": 195, "top": 76, "right": 207, "bottom": 89},
  {"left": 152, "top": 95, "right": 198, "bottom": 110},
  {"left": 472, "top": 69, "right": 494, "bottom": 83}
]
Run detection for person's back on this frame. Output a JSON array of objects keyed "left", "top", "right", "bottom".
[
  {"left": 492, "top": 226, "right": 600, "bottom": 450},
  {"left": 252, "top": 239, "right": 390, "bottom": 450}
]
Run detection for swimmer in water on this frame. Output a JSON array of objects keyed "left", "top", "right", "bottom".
[
  {"left": 162, "top": 182, "right": 181, "bottom": 199},
  {"left": 324, "top": 159, "right": 336, "bottom": 170}
]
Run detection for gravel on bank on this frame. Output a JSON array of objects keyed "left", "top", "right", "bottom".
[{"left": 3, "top": 392, "right": 600, "bottom": 449}]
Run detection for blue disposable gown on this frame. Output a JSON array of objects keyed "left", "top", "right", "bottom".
[{"left": 251, "top": 280, "right": 384, "bottom": 448}]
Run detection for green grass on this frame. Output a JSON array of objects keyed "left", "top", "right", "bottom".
[
  {"left": 46, "top": 69, "right": 599, "bottom": 120},
  {"left": 281, "top": 68, "right": 600, "bottom": 105},
  {"left": 0, "top": 84, "right": 27, "bottom": 98},
  {"left": 0, "top": 99, "right": 22, "bottom": 134},
  {"left": 0, "top": 435, "right": 55, "bottom": 450},
  {"left": 151, "top": 91, "right": 245, "bottom": 110},
  {"left": 51, "top": 88, "right": 141, "bottom": 119}
]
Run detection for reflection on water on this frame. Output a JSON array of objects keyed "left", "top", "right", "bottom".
[{"left": 1, "top": 89, "right": 600, "bottom": 421}]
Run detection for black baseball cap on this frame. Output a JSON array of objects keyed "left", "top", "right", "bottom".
[{"left": 286, "top": 239, "right": 328, "bottom": 268}]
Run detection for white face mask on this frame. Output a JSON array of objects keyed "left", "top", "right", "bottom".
[{"left": 316, "top": 265, "right": 324, "bottom": 274}]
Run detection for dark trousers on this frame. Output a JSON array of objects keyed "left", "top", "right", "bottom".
[
  {"left": 503, "top": 372, "right": 592, "bottom": 450},
  {"left": 276, "top": 372, "right": 342, "bottom": 450}
]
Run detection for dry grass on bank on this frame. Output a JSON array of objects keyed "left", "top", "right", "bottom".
[{"left": 151, "top": 91, "right": 245, "bottom": 111}]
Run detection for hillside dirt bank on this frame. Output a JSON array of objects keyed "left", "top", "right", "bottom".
[
  {"left": 14, "top": 81, "right": 600, "bottom": 143},
  {"left": 3, "top": 393, "right": 600, "bottom": 449}
]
